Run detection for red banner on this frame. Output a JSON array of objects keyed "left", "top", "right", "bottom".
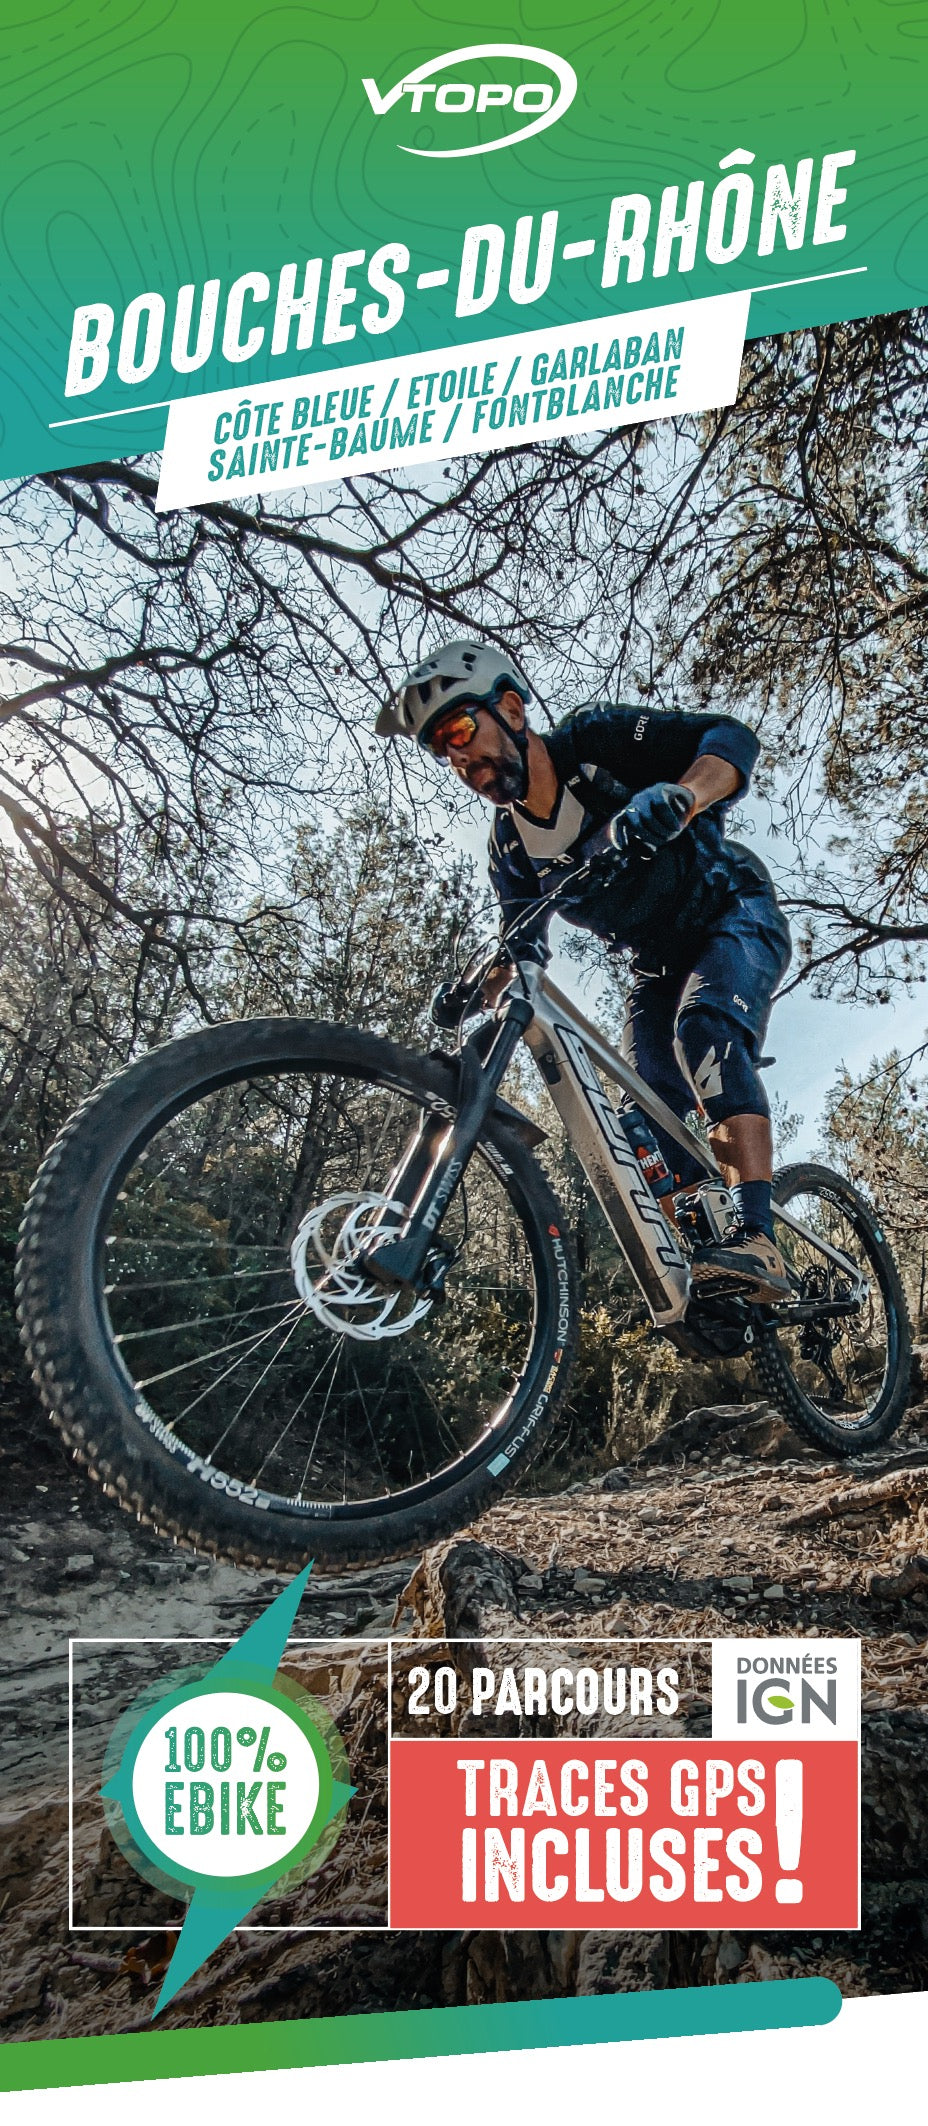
[{"left": 389, "top": 1738, "right": 858, "bottom": 1930}]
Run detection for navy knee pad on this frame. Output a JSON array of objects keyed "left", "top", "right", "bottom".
[{"left": 673, "top": 1007, "right": 769, "bottom": 1125}]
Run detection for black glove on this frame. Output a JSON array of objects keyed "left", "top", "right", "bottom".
[
  {"left": 430, "top": 978, "right": 470, "bottom": 1029},
  {"left": 608, "top": 781, "right": 693, "bottom": 857}
]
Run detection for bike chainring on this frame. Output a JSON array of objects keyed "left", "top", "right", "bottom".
[{"left": 668, "top": 1294, "right": 756, "bottom": 1360}]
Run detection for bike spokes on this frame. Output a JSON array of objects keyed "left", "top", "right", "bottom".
[{"left": 103, "top": 1068, "right": 537, "bottom": 1509}]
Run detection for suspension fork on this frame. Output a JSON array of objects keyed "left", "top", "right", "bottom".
[
  {"left": 378, "top": 1109, "right": 450, "bottom": 1215},
  {"left": 357, "top": 997, "right": 533, "bottom": 1291}
]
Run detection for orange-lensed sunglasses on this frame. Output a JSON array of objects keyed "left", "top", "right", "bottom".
[{"left": 422, "top": 706, "right": 480, "bottom": 757}]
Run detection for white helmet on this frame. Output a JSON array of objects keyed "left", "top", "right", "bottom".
[{"left": 376, "top": 639, "right": 530, "bottom": 744}]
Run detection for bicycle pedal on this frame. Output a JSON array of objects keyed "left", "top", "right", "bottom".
[{"left": 688, "top": 1270, "right": 746, "bottom": 1298}]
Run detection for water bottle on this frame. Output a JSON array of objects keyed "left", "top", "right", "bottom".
[{"left": 619, "top": 1104, "right": 676, "bottom": 1197}]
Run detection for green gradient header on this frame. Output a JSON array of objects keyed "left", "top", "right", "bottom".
[{"left": 2, "top": 1, "right": 927, "bottom": 478}]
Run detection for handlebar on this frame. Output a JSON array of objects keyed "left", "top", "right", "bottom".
[{"left": 430, "top": 844, "right": 632, "bottom": 1030}]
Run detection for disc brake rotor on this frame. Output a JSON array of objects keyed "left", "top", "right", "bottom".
[{"left": 289, "top": 1192, "right": 433, "bottom": 1342}]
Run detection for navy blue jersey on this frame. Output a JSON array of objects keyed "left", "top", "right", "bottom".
[{"left": 488, "top": 700, "right": 762, "bottom": 964}]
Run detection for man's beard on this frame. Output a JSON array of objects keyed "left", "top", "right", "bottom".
[{"left": 480, "top": 756, "right": 526, "bottom": 806}]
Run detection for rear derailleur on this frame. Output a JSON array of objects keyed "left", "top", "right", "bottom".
[{"left": 795, "top": 1264, "right": 854, "bottom": 1403}]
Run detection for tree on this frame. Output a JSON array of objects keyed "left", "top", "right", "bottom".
[
  {"left": 0, "top": 438, "right": 646, "bottom": 1007},
  {"left": 823, "top": 1051, "right": 928, "bottom": 1314},
  {"left": 0, "top": 799, "right": 479, "bottom": 1179},
  {"left": 4, "top": 312, "right": 928, "bottom": 1018}
]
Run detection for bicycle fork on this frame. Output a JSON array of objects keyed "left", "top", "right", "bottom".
[{"left": 354, "top": 996, "right": 534, "bottom": 1294}]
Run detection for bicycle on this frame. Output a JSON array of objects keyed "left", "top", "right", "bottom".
[{"left": 16, "top": 849, "right": 912, "bottom": 1573}]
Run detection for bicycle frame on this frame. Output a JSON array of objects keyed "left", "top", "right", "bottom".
[
  {"left": 362, "top": 951, "right": 866, "bottom": 1328},
  {"left": 362, "top": 953, "right": 710, "bottom": 1324},
  {"left": 521, "top": 962, "right": 713, "bottom": 1325},
  {"left": 522, "top": 961, "right": 870, "bottom": 1324}
]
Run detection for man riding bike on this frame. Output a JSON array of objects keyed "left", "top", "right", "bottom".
[{"left": 376, "top": 640, "right": 793, "bottom": 1301}]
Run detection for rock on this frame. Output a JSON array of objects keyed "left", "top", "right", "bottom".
[
  {"left": 722, "top": 1576, "right": 754, "bottom": 1593},
  {"left": 636, "top": 1400, "right": 771, "bottom": 1465},
  {"left": 746, "top": 1945, "right": 789, "bottom": 1982},
  {"left": 910, "top": 1346, "right": 928, "bottom": 1397},
  {"left": 573, "top": 1571, "right": 607, "bottom": 1594},
  {"left": 738, "top": 1413, "right": 810, "bottom": 1461},
  {"left": 576, "top": 1931, "right": 670, "bottom": 1994},
  {"left": 609, "top": 1331, "right": 761, "bottom": 1458},
  {"left": 63, "top": 1554, "right": 95, "bottom": 1576},
  {"left": 763, "top": 1584, "right": 787, "bottom": 1600},
  {"left": 398, "top": 1540, "right": 527, "bottom": 1641},
  {"left": 364, "top": 1607, "right": 399, "bottom": 1633},
  {"left": 868, "top": 1555, "right": 928, "bottom": 1599},
  {"left": 5, "top": 1964, "right": 46, "bottom": 2014}
]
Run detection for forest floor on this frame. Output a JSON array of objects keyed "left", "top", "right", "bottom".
[{"left": 3, "top": 1376, "right": 928, "bottom": 2038}]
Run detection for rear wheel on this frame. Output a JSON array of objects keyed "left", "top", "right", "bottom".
[
  {"left": 17, "top": 1019, "right": 579, "bottom": 1570},
  {"left": 753, "top": 1162, "right": 911, "bottom": 1454}
]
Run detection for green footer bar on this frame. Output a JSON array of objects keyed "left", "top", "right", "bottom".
[{"left": 0, "top": 1978, "right": 841, "bottom": 2092}]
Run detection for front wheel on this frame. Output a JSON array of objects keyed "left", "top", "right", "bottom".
[
  {"left": 16, "top": 1019, "right": 580, "bottom": 1571},
  {"left": 753, "top": 1162, "right": 912, "bottom": 1454}
]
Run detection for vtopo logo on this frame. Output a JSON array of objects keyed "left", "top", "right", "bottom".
[{"left": 362, "top": 43, "right": 577, "bottom": 159}]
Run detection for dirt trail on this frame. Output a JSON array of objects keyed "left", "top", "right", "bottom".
[
  {"left": 3, "top": 1391, "right": 928, "bottom": 2036},
  {"left": 0, "top": 1459, "right": 410, "bottom": 1797}
]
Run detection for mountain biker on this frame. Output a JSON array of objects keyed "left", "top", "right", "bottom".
[{"left": 376, "top": 640, "right": 793, "bottom": 1301}]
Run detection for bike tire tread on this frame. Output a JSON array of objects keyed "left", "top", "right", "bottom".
[
  {"left": 753, "top": 1160, "right": 912, "bottom": 1456},
  {"left": 16, "top": 1018, "right": 580, "bottom": 1573}
]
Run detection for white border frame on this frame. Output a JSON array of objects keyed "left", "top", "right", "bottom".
[{"left": 67, "top": 1630, "right": 860, "bottom": 1935}]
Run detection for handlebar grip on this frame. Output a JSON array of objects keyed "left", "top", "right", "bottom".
[
  {"left": 582, "top": 846, "right": 632, "bottom": 885},
  {"left": 430, "top": 979, "right": 470, "bottom": 1030},
  {"left": 606, "top": 785, "right": 692, "bottom": 855}
]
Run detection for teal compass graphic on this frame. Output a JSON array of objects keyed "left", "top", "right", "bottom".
[{"left": 101, "top": 1565, "right": 354, "bottom": 2014}]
